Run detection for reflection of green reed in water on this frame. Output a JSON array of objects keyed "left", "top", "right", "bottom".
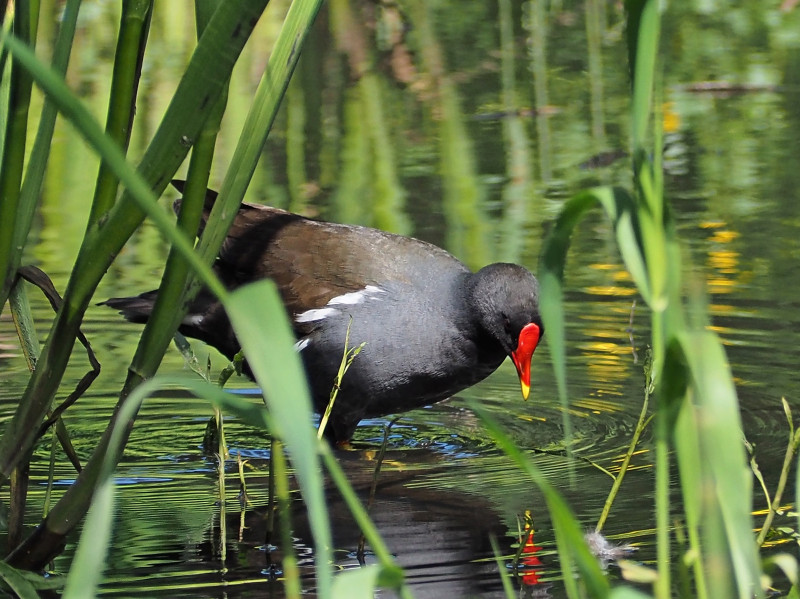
[
  {"left": 524, "top": 0, "right": 553, "bottom": 183},
  {"left": 585, "top": 0, "right": 607, "bottom": 151},
  {"left": 286, "top": 75, "right": 310, "bottom": 214},
  {"left": 404, "top": 0, "right": 487, "bottom": 267},
  {"left": 334, "top": 85, "right": 370, "bottom": 224},
  {"left": 499, "top": 0, "right": 535, "bottom": 264},
  {"left": 361, "top": 72, "right": 409, "bottom": 234},
  {"left": 329, "top": 0, "right": 409, "bottom": 233}
]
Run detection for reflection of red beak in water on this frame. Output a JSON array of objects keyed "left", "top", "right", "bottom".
[{"left": 520, "top": 516, "right": 543, "bottom": 586}]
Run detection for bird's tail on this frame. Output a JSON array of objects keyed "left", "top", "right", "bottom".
[{"left": 100, "top": 290, "right": 159, "bottom": 324}]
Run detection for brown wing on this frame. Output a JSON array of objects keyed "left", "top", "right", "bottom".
[
  {"left": 170, "top": 181, "right": 469, "bottom": 316},
  {"left": 213, "top": 204, "right": 373, "bottom": 314}
]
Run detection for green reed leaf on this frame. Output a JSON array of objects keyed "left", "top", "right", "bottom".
[
  {"left": 225, "top": 280, "right": 333, "bottom": 597},
  {"left": 0, "top": 561, "right": 41, "bottom": 599},
  {"left": 538, "top": 186, "right": 649, "bottom": 475},
  {"left": 674, "top": 327, "right": 761, "bottom": 599}
]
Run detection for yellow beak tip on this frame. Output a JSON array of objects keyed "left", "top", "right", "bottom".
[{"left": 521, "top": 383, "right": 530, "bottom": 400}]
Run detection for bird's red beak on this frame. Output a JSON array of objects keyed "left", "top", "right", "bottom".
[{"left": 510, "top": 323, "right": 541, "bottom": 400}]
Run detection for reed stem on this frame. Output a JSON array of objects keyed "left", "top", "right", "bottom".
[
  {"left": 756, "top": 398, "right": 800, "bottom": 547},
  {"left": 274, "top": 441, "right": 301, "bottom": 599}
]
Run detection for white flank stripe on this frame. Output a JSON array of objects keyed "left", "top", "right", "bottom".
[
  {"left": 328, "top": 285, "right": 385, "bottom": 305},
  {"left": 295, "top": 307, "right": 337, "bottom": 323},
  {"left": 294, "top": 338, "right": 310, "bottom": 352},
  {"left": 294, "top": 285, "right": 385, "bottom": 323}
]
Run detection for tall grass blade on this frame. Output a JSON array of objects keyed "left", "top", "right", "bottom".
[
  {"left": 608, "top": 588, "right": 652, "bottom": 599},
  {"left": 193, "top": 0, "right": 325, "bottom": 272},
  {"left": 62, "top": 481, "right": 115, "bottom": 598},
  {"left": 125, "top": 0, "right": 228, "bottom": 401},
  {"left": 0, "top": 2, "right": 35, "bottom": 309},
  {"left": 0, "top": 31, "right": 224, "bottom": 299},
  {"left": 675, "top": 328, "right": 761, "bottom": 598},
  {"left": 331, "top": 566, "right": 390, "bottom": 599},
  {"left": 626, "top": 0, "right": 660, "bottom": 159},
  {"left": 87, "top": 0, "right": 153, "bottom": 225},
  {"left": 538, "top": 186, "right": 648, "bottom": 474},
  {"left": 225, "top": 281, "right": 333, "bottom": 597},
  {"left": 489, "top": 534, "right": 516, "bottom": 599}
]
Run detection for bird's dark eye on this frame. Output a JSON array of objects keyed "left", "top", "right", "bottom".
[{"left": 502, "top": 314, "right": 512, "bottom": 335}]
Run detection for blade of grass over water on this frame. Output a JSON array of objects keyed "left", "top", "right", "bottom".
[
  {"left": 124, "top": 0, "right": 228, "bottom": 409},
  {"left": 3, "top": 2, "right": 281, "bottom": 572},
  {"left": 674, "top": 325, "right": 761, "bottom": 598},
  {"left": 595, "top": 358, "right": 653, "bottom": 533},
  {"left": 609, "top": 588, "right": 652, "bottom": 599},
  {"left": 489, "top": 534, "right": 516, "bottom": 599},
  {"left": 0, "top": 28, "right": 226, "bottom": 481},
  {"left": 5, "top": 0, "right": 330, "bottom": 577},
  {"left": 0, "top": 561, "right": 42, "bottom": 599},
  {"left": 226, "top": 280, "right": 333, "bottom": 597},
  {"left": 331, "top": 566, "right": 392, "bottom": 599},
  {"left": 755, "top": 399, "right": 800, "bottom": 547},
  {"left": 538, "top": 186, "right": 648, "bottom": 478},
  {"left": 627, "top": 0, "right": 660, "bottom": 162},
  {"left": 533, "top": 2, "right": 767, "bottom": 597},
  {"left": 272, "top": 441, "right": 301, "bottom": 598}
]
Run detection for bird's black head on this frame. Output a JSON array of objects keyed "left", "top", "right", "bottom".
[{"left": 468, "top": 263, "right": 544, "bottom": 398}]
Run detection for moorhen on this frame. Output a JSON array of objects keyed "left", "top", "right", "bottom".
[{"left": 104, "top": 182, "right": 544, "bottom": 443}]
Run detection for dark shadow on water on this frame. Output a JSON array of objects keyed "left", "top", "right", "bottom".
[
  {"left": 109, "top": 434, "right": 562, "bottom": 599},
  {"left": 217, "top": 446, "right": 546, "bottom": 599}
]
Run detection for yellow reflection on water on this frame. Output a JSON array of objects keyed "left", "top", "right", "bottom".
[
  {"left": 709, "top": 229, "right": 740, "bottom": 244},
  {"left": 586, "top": 263, "right": 636, "bottom": 297},
  {"left": 662, "top": 101, "right": 681, "bottom": 134},
  {"left": 518, "top": 414, "right": 548, "bottom": 423},
  {"left": 580, "top": 340, "right": 635, "bottom": 355},
  {"left": 701, "top": 222, "right": 745, "bottom": 295},
  {"left": 584, "top": 285, "right": 638, "bottom": 297},
  {"left": 708, "top": 249, "right": 739, "bottom": 273},
  {"left": 699, "top": 220, "right": 726, "bottom": 229},
  {"left": 571, "top": 398, "right": 626, "bottom": 413},
  {"left": 575, "top": 262, "right": 641, "bottom": 402}
]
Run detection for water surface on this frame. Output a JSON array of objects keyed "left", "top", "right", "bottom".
[{"left": 2, "top": 1, "right": 800, "bottom": 597}]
